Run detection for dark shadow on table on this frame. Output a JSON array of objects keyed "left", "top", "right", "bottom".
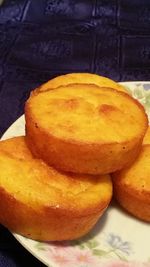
[{"left": 0, "top": 225, "right": 46, "bottom": 267}]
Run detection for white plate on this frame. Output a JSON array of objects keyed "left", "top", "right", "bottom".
[{"left": 2, "top": 82, "right": 150, "bottom": 267}]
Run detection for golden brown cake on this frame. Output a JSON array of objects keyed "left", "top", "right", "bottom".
[
  {"left": 112, "top": 145, "right": 150, "bottom": 222},
  {"left": 25, "top": 83, "right": 148, "bottom": 175},
  {"left": 143, "top": 126, "right": 150, "bottom": 145},
  {"left": 0, "top": 136, "right": 112, "bottom": 241},
  {"left": 34, "top": 72, "right": 126, "bottom": 93},
  {"left": 0, "top": 136, "right": 33, "bottom": 159}
]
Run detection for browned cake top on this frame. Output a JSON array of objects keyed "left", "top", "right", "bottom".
[
  {"left": 27, "top": 84, "right": 148, "bottom": 144},
  {"left": 36, "top": 72, "right": 126, "bottom": 93}
]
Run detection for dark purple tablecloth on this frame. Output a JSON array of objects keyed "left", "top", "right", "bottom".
[{"left": 0, "top": 0, "right": 150, "bottom": 266}]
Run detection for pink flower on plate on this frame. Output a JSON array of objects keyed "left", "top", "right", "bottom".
[
  {"left": 101, "top": 260, "right": 150, "bottom": 267},
  {"left": 73, "top": 249, "right": 101, "bottom": 267},
  {"left": 47, "top": 244, "right": 101, "bottom": 267},
  {"left": 46, "top": 242, "right": 79, "bottom": 267},
  {"left": 48, "top": 247, "right": 74, "bottom": 267},
  {"left": 49, "top": 241, "right": 76, "bottom": 255}
]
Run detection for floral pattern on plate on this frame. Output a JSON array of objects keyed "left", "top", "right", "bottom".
[
  {"left": 2, "top": 82, "right": 150, "bottom": 267},
  {"left": 124, "top": 82, "right": 150, "bottom": 121}
]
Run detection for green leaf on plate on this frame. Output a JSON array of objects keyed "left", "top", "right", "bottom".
[
  {"left": 34, "top": 242, "right": 46, "bottom": 251},
  {"left": 92, "top": 249, "right": 107, "bottom": 256},
  {"left": 85, "top": 240, "right": 99, "bottom": 249}
]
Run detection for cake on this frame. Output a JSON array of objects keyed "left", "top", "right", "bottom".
[
  {"left": 25, "top": 83, "right": 148, "bottom": 174},
  {"left": 112, "top": 145, "right": 150, "bottom": 222},
  {"left": 143, "top": 126, "right": 150, "bottom": 145},
  {"left": 34, "top": 72, "right": 126, "bottom": 94},
  {"left": 0, "top": 136, "right": 112, "bottom": 241}
]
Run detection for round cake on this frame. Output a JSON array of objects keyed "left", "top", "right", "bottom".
[
  {"left": 143, "top": 126, "right": 150, "bottom": 145},
  {"left": 0, "top": 136, "right": 112, "bottom": 241},
  {"left": 112, "top": 145, "right": 150, "bottom": 222},
  {"left": 34, "top": 72, "right": 126, "bottom": 93},
  {"left": 25, "top": 83, "right": 148, "bottom": 174}
]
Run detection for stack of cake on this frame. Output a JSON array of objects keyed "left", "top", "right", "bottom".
[{"left": 0, "top": 73, "right": 149, "bottom": 241}]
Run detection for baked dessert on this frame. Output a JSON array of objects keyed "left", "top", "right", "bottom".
[
  {"left": 25, "top": 83, "right": 148, "bottom": 174},
  {"left": 0, "top": 136, "right": 33, "bottom": 159},
  {"left": 0, "top": 136, "right": 112, "bottom": 241},
  {"left": 143, "top": 126, "right": 150, "bottom": 145},
  {"left": 112, "top": 145, "right": 150, "bottom": 222},
  {"left": 34, "top": 72, "right": 126, "bottom": 93}
]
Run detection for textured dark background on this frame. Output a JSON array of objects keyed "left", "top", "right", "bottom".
[{"left": 0, "top": 0, "right": 150, "bottom": 266}]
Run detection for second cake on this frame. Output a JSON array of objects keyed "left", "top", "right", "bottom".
[
  {"left": 25, "top": 83, "right": 148, "bottom": 174},
  {"left": 0, "top": 136, "right": 112, "bottom": 241}
]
